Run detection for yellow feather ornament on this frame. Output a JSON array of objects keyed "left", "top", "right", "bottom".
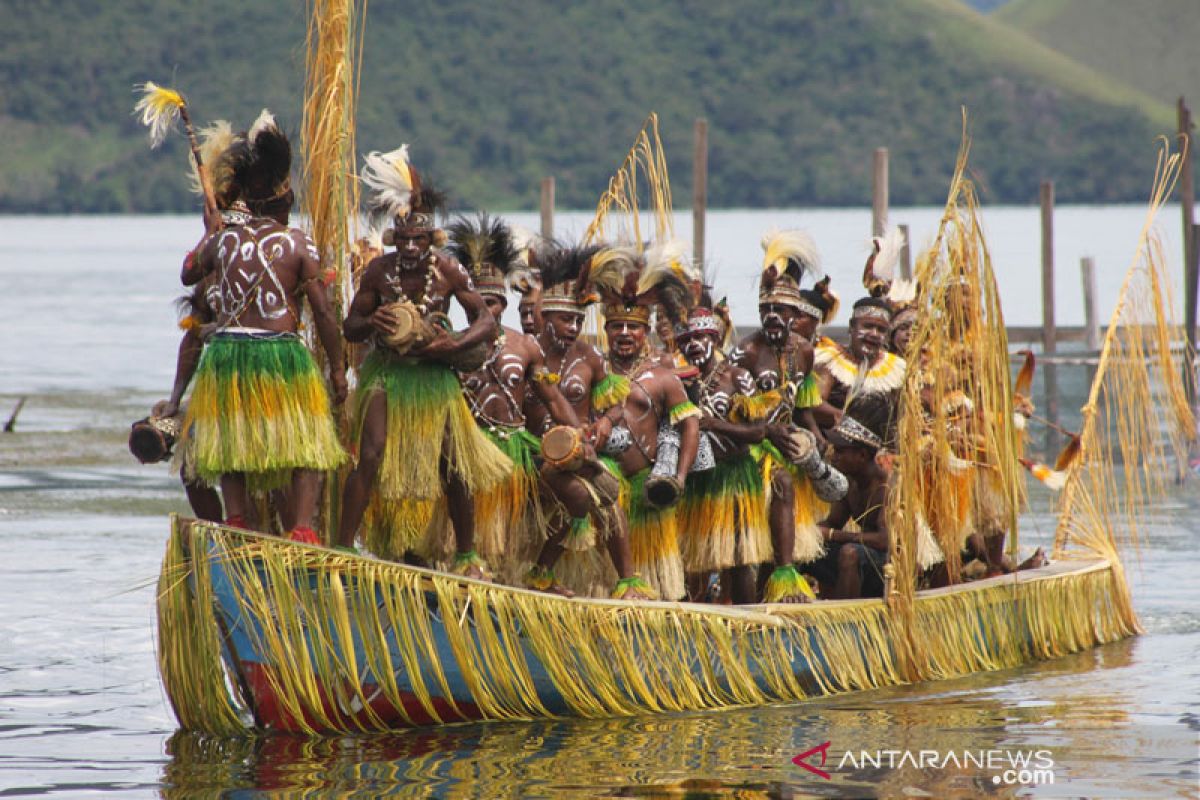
[{"left": 133, "top": 82, "right": 186, "bottom": 148}]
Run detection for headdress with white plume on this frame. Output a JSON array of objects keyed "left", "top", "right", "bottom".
[{"left": 759, "top": 229, "right": 822, "bottom": 309}]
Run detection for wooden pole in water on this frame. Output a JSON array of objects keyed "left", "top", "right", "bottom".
[
  {"left": 693, "top": 118, "right": 708, "bottom": 271},
  {"left": 3, "top": 397, "right": 26, "bottom": 433},
  {"left": 1178, "top": 98, "right": 1198, "bottom": 405},
  {"left": 872, "top": 148, "right": 889, "bottom": 237},
  {"left": 540, "top": 177, "right": 555, "bottom": 240},
  {"left": 898, "top": 223, "right": 912, "bottom": 281},
  {"left": 1040, "top": 180, "right": 1059, "bottom": 437},
  {"left": 1081, "top": 256, "right": 1100, "bottom": 351}
]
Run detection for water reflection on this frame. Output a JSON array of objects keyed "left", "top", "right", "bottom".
[{"left": 158, "top": 637, "right": 1195, "bottom": 799}]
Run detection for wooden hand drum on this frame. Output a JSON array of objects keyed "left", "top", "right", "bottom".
[
  {"left": 380, "top": 301, "right": 435, "bottom": 353},
  {"left": 541, "top": 425, "right": 586, "bottom": 471}
]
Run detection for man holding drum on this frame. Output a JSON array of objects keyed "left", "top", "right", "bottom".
[
  {"left": 522, "top": 242, "right": 654, "bottom": 600},
  {"left": 575, "top": 242, "right": 703, "bottom": 602},
  {"left": 731, "top": 230, "right": 843, "bottom": 585},
  {"left": 676, "top": 302, "right": 815, "bottom": 604},
  {"left": 335, "top": 146, "right": 511, "bottom": 578},
  {"left": 446, "top": 214, "right": 581, "bottom": 577}
]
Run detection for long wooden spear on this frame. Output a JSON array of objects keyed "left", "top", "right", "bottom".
[{"left": 133, "top": 82, "right": 219, "bottom": 224}]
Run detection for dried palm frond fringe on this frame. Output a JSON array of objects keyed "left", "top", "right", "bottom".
[
  {"left": 583, "top": 112, "right": 675, "bottom": 250},
  {"left": 300, "top": 0, "right": 368, "bottom": 532},
  {"left": 158, "top": 520, "right": 1138, "bottom": 735},
  {"left": 1053, "top": 137, "right": 1196, "bottom": 564}
]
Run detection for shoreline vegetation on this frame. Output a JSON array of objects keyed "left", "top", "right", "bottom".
[{"left": 0, "top": 0, "right": 1184, "bottom": 214}]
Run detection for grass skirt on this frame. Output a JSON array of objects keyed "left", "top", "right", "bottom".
[
  {"left": 752, "top": 441, "right": 827, "bottom": 563},
  {"left": 619, "top": 462, "right": 685, "bottom": 601},
  {"left": 422, "top": 427, "right": 543, "bottom": 569},
  {"left": 178, "top": 333, "right": 345, "bottom": 490},
  {"left": 353, "top": 352, "right": 512, "bottom": 559},
  {"left": 678, "top": 454, "right": 770, "bottom": 572},
  {"left": 556, "top": 457, "right": 684, "bottom": 600}
]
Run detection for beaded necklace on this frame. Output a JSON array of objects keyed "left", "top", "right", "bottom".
[
  {"left": 466, "top": 332, "right": 526, "bottom": 440},
  {"left": 388, "top": 251, "right": 438, "bottom": 313}
]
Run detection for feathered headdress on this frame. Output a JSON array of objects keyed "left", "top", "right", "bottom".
[
  {"left": 447, "top": 213, "right": 518, "bottom": 298},
  {"left": 759, "top": 229, "right": 821, "bottom": 309},
  {"left": 861, "top": 227, "right": 919, "bottom": 323},
  {"left": 540, "top": 241, "right": 602, "bottom": 314},
  {"left": 229, "top": 109, "right": 292, "bottom": 205},
  {"left": 506, "top": 226, "right": 543, "bottom": 299},
  {"left": 187, "top": 120, "right": 241, "bottom": 209},
  {"left": 361, "top": 145, "right": 446, "bottom": 235},
  {"left": 638, "top": 239, "right": 699, "bottom": 327},
  {"left": 799, "top": 276, "right": 841, "bottom": 325},
  {"left": 361, "top": 145, "right": 415, "bottom": 220}
]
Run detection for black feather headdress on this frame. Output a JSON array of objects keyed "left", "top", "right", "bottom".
[{"left": 230, "top": 109, "right": 292, "bottom": 204}]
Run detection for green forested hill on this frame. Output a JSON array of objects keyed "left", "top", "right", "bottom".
[
  {"left": 0, "top": 0, "right": 1177, "bottom": 212},
  {"left": 995, "top": 0, "right": 1200, "bottom": 109}
]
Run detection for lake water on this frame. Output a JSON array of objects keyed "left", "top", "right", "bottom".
[{"left": 0, "top": 211, "right": 1197, "bottom": 798}]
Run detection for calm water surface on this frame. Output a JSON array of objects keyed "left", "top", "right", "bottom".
[{"left": 0, "top": 214, "right": 1197, "bottom": 798}]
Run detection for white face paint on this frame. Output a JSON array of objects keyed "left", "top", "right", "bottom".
[{"left": 681, "top": 335, "right": 715, "bottom": 368}]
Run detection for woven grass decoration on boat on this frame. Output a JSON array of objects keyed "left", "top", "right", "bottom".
[
  {"left": 887, "top": 114, "right": 1024, "bottom": 678},
  {"left": 157, "top": 519, "right": 1138, "bottom": 735},
  {"left": 1053, "top": 138, "right": 1197, "bottom": 571}
]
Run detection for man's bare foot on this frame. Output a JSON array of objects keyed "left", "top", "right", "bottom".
[
  {"left": 526, "top": 565, "right": 574, "bottom": 597},
  {"left": 452, "top": 551, "right": 491, "bottom": 582},
  {"left": 610, "top": 575, "right": 658, "bottom": 601},
  {"left": 537, "top": 582, "right": 576, "bottom": 598},
  {"left": 1017, "top": 547, "right": 1047, "bottom": 571},
  {"left": 460, "top": 564, "right": 492, "bottom": 582},
  {"left": 762, "top": 566, "right": 816, "bottom": 603}
]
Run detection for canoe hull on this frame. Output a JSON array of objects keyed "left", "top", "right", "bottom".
[{"left": 157, "top": 518, "right": 1138, "bottom": 735}]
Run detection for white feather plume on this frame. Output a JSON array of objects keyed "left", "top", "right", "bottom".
[
  {"left": 639, "top": 238, "right": 697, "bottom": 295},
  {"left": 248, "top": 108, "right": 277, "bottom": 144},
  {"left": 760, "top": 229, "right": 822, "bottom": 280},
  {"left": 132, "top": 82, "right": 184, "bottom": 149},
  {"left": 361, "top": 145, "right": 414, "bottom": 220},
  {"left": 869, "top": 226, "right": 906, "bottom": 283},
  {"left": 888, "top": 278, "right": 918, "bottom": 306}
]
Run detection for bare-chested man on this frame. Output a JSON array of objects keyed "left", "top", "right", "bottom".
[
  {"left": 336, "top": 147, "right": 511, "bottom": 578},
  {"left": 730, "top": 230, "right": 836, "bottom": 572},
  {"left": 446, "top": 215, "right": 580, "bottom": 572},
  {"left": 561, "top": 243, "right": 702, "bottom": 600},
  {"left": 808, "top": 399, "right": 893, "bottom": 600},
  {"left": 676, "top": 304, "right": 814, "bottom": 604},
  {"left": 171, "top": 112, "right": 347, "bottom": 542},
  {"left": 523, "top": 244, "right": 654, "bottom": 599},
  {"left": 813, "top": 297, "right": 906, "bottom": 429}
]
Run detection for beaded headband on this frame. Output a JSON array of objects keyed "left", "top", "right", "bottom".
[
  {"left": 675, "top": 313, "right": 723, "bottom": 340},
  {"left": 851, "top": 304, "right": 892, "bottom": 323},
  {"left": 796, "top": 300, "right": 823, "bottom": 320}
]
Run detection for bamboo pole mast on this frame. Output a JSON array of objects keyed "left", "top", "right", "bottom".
[{"left": 693, "top": 118, "right": 708, "bottom": 272}]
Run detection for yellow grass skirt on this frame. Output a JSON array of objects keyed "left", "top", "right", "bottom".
[
  {"left": 353, "top": 352, "right": 512, "bottom": 559},
  {"left": 178, "top": 332, "right": 345, "bottom": 490},
  {"left": 678, "top": 454, "right": 770, "bottom": 572},
  {"left": 752, "top": 441, "right": 827, "bottom": 564}
]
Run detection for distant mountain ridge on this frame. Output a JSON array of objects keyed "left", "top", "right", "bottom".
[
  {"left": 0, "top": 0, "right": 1177, "bottom": 213},
  {"left": 996, "top": 0, "right": 1200, "bottom": 109}
]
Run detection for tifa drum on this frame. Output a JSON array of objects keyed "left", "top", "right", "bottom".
[{"left": 541, "top": 425, "right": 586, "bottom": 471}]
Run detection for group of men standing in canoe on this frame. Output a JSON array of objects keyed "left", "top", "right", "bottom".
[{"left": 142, "top": 112, "right": 1043, "bottom": 605}]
